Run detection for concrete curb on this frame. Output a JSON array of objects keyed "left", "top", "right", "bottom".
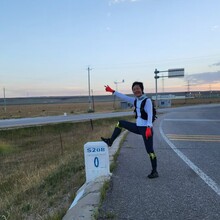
[{"left": 62, "top": 131, "right": 127, "bottom": 220}]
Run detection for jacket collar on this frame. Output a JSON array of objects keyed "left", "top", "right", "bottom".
[{"left": 137, "top": 94, "right": 147, "bottom": 100}]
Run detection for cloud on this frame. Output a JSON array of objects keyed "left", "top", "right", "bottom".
[
  {"left": 106, "top": 26, "right": 111, "bottom": 31},
  {"left": 211, "top": 25, "right": 219, "bottom": 31},
  {"left": 185, "top": 71, "right": 220, "bottom": 85},
  {"left": 211, "top": 62, "right": 220, "bottom": 66}
]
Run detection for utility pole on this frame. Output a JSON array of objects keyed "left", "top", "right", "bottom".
[
  {"left": 187, "top": 80, "right": 190, "bottom": 93},
  {"left": 162, "top": 74, "right": 165, "bottom": 93},
  {"left": 154, "top": 69, "right": 160, "bottom": 108},
  {"left": 91, "top": 89, "right": 95, "bottom": 112},
  {"left": 3, "top": 87, "right": 6, "bottom": 113},
  {"left": 87, "top": 66, "right": 93, "bottom": 112}
]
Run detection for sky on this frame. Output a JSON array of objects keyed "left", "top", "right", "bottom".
[{"left": 0, "top": 0, "right": 220, "bottom": 98}]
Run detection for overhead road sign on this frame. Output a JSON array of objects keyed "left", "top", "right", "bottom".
[
  {"left": 168, "top": 68, "right": 184, "bottom": 78},
  {"left": 154, "top": 68, "right": 185, "bottom": 108}
]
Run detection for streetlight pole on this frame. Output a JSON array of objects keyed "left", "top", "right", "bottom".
[
  {"left": 113, "top": 79, "right": 124, "bottom": 109},
  {"left": 114, "top": 79, "right": 125, "bottom": 92}
]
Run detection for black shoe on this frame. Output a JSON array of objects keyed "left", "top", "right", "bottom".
[
  {"left": 101, "top": 137, "right": 112, "bottom": 147},
  {"left": 148, "top": 170, "right": 159, "bottom": 179}
]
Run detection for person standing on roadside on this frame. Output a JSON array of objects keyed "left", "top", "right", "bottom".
[{"left": 101, "top": 81, "right": 158, "bottom": 179}]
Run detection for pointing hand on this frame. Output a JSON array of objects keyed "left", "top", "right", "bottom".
[{"left": 105, "top": 85, "right": 115, "bottom": 93}]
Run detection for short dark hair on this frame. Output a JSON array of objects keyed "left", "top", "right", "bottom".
[{"left": 132, "top": 81, "right": 144, "bottom": 93}]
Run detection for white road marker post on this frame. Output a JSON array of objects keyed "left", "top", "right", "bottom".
[{"left": 84, "top": 141, "right": 111, "bottom": 183}]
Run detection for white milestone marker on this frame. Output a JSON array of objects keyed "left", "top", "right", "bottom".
[{"left": 84, "top": 141, "right": 110, "bottom": 183}]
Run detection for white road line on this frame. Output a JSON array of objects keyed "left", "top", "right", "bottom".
[
  {"left": 159, "top": 120, "right": 220, "bottom": 196},
  {"left": 164, "top": 119, "right": 220, "bottom": 122}
]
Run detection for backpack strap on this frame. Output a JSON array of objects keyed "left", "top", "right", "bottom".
[
  {"left": 141, "top": 98, "right": 147, "bottom": 109},
  {"left": 134, "top": 98, "right": 148, "bottom": 119},
  {"left": 134, "top": 99, "right": 137, "bottom": 107},
  {"left": 134, "top": 99, "right": 137, "bottom": 118},
  {"left": 140, "top": 98, "right": 148, "bottom": 120}
]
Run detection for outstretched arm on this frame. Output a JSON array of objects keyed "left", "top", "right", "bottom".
[
  {"left": 104, "top": 85, "right": 135, "bottom": 104},
  {"left": 114, "top": 91, "right": 135, "bottom": 104}
]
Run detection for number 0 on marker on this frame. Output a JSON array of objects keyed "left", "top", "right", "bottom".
[{"left": 94, "top": 157, "right": 99, "bottom": 167}]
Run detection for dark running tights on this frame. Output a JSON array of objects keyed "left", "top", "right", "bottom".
[{"left": 110, "top": 120, "right": 157, "bottom": 171}]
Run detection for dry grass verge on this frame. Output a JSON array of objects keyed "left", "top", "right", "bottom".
[
  {"left": 0, "top": 116, "right": 133, "bottom": 220},
  {"left": 0, "top": 101, "right": 122, "bottom": 119},
  {"left": 1, "top": 97, "right": 219, "bottom": 119}
]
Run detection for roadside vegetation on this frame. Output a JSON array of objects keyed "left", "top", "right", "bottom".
[
  {"left": 0, "top": 116, "right": 133, "bottom": 220},
  {"left": 0, "top": 101, "right": 123, "bottom": 119},
  {"left": 0, "top": 97, "right": 219, "bottom": 219},
  {"left": 0, "top": 97, "right": 220, "bottom": 119}
]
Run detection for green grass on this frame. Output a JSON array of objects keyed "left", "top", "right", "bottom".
[
  {"left": 93, "top": 179, "right": 116, "bottom": 219},
  {"left": 0, "top": 141, "right": 16, "bottom": 154},
  {"left": 0, "top": 116, "right": 133, "bottom": 220}
]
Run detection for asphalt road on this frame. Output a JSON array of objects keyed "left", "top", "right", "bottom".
[
  {"left": 98, "top": 104, "right": 220, "bottom": 220},
  {"left": 0, "top": 111, "right": 133, "bottom": 129}
]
